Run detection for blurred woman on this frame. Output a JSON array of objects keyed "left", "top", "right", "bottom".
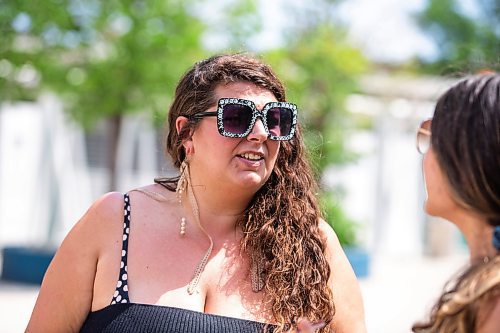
[{"left": 413, "top": 73, "right": 500, "bottom": 332}]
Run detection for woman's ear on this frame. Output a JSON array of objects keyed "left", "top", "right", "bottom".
[
  {"left": 176, "top": 116, "right": 189, "bottom": 135},
  {"left": 176, "top": 116, "right": 195, "bottom": 156}
]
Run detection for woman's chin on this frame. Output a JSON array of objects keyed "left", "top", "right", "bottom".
[
  {"left": 423, "top": 200, "right": 438, "bottom": 217},
  {"left": 236, "top": 172, "right": 268, "bottom": 190}
]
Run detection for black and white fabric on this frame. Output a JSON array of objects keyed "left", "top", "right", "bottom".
[
  {"left": 80, "top": 193, "right": 274, "bottom": 332},
  {"left": 110, "top": 193, "right": 131, "bottom": 305}
]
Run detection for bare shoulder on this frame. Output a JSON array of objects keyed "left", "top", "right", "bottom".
[
  {"left": 129, "top": 183, "right": 176, "bottom": 203},
  {"left": 317, "top": 218, "right": 352, "bottom": 277},
  {"left": 71, "top": 191, "right": 127, "bottom": 253},
  {"left": 92, "top": 191, "right": 126, "bottom": 212},
  {"left": 318, "top": 218, "right": 367, "bottom": 333},
  {"left": 26, "top": 191, "right": 126, "bottom": 332},
  {"left": 85, "top": 191, "right": 126, "bottom": 226},
  {"left": 317, "top": 219, "right": 344, "bottom": 258},
  {"left": 318, "top": 219, "right": 340, "bottom": 241}
]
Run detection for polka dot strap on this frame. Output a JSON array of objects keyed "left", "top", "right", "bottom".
[{"left": 110, "top": 193, "right": 131, "bottom": 305}]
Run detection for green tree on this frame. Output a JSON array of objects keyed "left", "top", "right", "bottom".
[
  {"left": 1, "top": 0, "right": 206, "bottom": 189},
  {"left": 266, "top": 25, "right": 366, "bottom": 170},
  {"left": 416, "top": 0, "right": 500, "bottom": 73},
  {"left": 204, "top": 0, "right": 262, "bottom": 50},
  {"left": 264, "top": 10, "right": 368, "bottom": 245}
]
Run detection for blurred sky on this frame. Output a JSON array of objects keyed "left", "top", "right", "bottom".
[
  {"left": 334, "top": 0, "right": 437, "bottom": 63},
  {"left": 232, "top": 0, "right": 482, "bottom": 64},
  {"left": 200, "top": 0, "right": 439, "bottom": 63}
]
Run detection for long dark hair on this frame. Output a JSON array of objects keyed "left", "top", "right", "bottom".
[
  {"left": 431, "top": 73, "right": 500, "bottom": 227},
  {"left": 155, "top": 54, "right": 335, "bottom": 332},
  {"left": 413, "top": 73, "right": 500, "bottom": 332}
]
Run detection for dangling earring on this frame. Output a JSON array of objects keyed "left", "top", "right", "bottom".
[
  {"left": 177, "top": 157, "right": 214, "bottom": 295},
  {"left": 180, "top": 217, "right": 186, "bottom": 236},
  {"left": 177, "top": 160, "right": 188, "bottom": 196},
  {"left": 176, "top": 160, "right": 189, "bottom": 236},
  {"left": 251, "top": 251, "right": 264, "bottom": 292},
  {"left": 249, "top": 215, "right": 264, "bottom": 292}
]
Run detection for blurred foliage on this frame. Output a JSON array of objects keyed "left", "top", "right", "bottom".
[
  {"left": 1, "top": 0, "right": 206, "bottom": 126},
  {"left": 1, "top": 0, "right": 208, "bottom": 189},
  {"left": 1, "top": 0, "right": 367, "bottom": 245},
  {"left": 211, "top": 0, "right": 262, "bottom": 50},
  {"left": 415, "top": 0, "right": 500, "bottom": 73},
  {"left": 319, "top": 190, "right": 358, "bottom": 246},
  {"left": 265, "top": 24, "right": 367, "bottom": 172},
  {"left": 264, "top": 2, "right": 368, "bottom": 246}
]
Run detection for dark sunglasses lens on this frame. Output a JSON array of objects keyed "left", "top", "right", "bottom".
[
  {"left": 222, "top": 104, "right": 253, "bottom": 135},
  {"left": 267, "top": 107, "right": 292, "bottom": 137}
]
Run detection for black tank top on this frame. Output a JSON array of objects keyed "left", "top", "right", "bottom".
[{"left": 80, "top": 194, "right": 272, "bottom": 332}]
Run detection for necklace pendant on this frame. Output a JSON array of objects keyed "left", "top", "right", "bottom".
[{"left": 180, "top": 217, "right": 186, "bottom": 236}]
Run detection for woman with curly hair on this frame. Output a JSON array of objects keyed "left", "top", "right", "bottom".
[
  {"left": 27, "top": 53, "right": 366, "bottom": 332},
  {"left": 413, "top": 73, "right": 500, "bottom": 332}
]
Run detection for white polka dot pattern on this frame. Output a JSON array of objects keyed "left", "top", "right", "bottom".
[{"left": 110, "top": 193, "right": 131, "bottom": 305}]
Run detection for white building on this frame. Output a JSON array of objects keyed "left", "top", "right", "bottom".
[{"left": 0, "top": 73, "right": 465, "bottom": 256}]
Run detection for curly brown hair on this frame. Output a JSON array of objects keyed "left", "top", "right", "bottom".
[{"left": 155, "top": 53, "right": 335, "bottom": 332}]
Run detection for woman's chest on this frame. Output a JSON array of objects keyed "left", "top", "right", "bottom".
[{"left": 125, "top": 240, "right": 270, "bottom": 323}]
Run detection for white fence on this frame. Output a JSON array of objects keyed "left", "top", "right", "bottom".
[
  {"left": 0, "top": 73, "right": 465, "bottom": 256},
  {"left": 0, "top": 94, "right": 170, "bottom": 248}
]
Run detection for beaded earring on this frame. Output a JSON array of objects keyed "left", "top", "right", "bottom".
[
  {"left": 251, "top": 252, "right": 264, "bottom": 292},
  {"left": 248, "top": 214, "right": 264, "bottom": 292},
  {"left": 175, "top": 158, "right": 214, "bottom": 295},
  {"left": 176, "top": 160, "right": 188, "bottom": 236}
]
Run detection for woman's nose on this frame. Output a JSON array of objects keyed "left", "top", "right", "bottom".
[{"left": 246, "top": 118, "right": 268, "bottom": 142}]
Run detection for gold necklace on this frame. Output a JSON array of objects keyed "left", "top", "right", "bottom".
[
  {"left": 131, "top": 172, "right": 213, "bottom": 295},
  {"left": 181, "top": 163, "right": 214, "bottom": 295}
]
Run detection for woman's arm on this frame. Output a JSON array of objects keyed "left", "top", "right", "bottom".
[
  {"left": 319, "top": 219, "right": 367, "bottom": 333},
  {"left": 26, "top": 192, "right": 124, "bottom": 333}
]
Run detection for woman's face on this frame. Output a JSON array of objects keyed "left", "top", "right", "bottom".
[
  {"left": 187, "top": 82, "right": 281, "bottom": 193},
  {"left": 422, "top": 148, "right": 460, "bottom": 219}
]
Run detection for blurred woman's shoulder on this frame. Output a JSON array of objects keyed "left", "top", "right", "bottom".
[{"left": 475, "top": 256, "right": 500, "bottom": 333}]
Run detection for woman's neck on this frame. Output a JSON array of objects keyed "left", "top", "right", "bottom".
[
  {"left": 182, "top": 178, "right": 254, "bottom": 240},
  {"left": 452, "top": 211, "right": 496, "bottom": 263}
]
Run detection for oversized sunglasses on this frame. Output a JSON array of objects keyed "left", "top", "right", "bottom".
[
  {"left": 416, "top": 119, "right": 432, "bottom": 154},
  {"left": 191, "top": 98, "right": 298, "bottom": 141}
]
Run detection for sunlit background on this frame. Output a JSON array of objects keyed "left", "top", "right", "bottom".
[{"left": 1, "top": 0, "right": 498, "bottom": 331}]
